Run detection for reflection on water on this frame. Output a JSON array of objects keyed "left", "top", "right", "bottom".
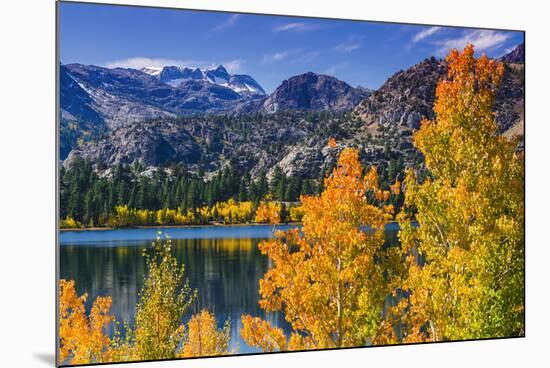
[
  {"left": 60, "top": 225, "right": 296, "bottom": 354},
  {"left": 59, "top": 224, "right": 400, "bottom": 354}
]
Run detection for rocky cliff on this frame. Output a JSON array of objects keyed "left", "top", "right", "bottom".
[
  {"left": 62, "top": 45, "right": 525, "bottom": 179},
  {"left": 262, "top": 72, "right": 371, "bottom": 113},
  {"left": 353, "top": 44, "right": 524, "bottom": 133}
]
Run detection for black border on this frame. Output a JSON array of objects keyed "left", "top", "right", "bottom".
[{"left": 55, "top": 1, "right": 526, "bottom": 367}]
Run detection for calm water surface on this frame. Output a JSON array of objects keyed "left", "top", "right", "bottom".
[{"left": 60, "top": 224, "right": 400, "bottom": 354}]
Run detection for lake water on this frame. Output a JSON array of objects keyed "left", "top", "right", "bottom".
[{"left": 59, "top": 223, "right": 400, "bottom": 354}]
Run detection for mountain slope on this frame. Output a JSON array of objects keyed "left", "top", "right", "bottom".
[
  {"left": 59, "top": 65, "right": 371, "bottom": 157},
  {"left": 64, "top": 108, "right": 424, "bottom": 182},
  {"left": 499, "top": 43, "right": 525, "bottom": 64},
  {"left": 61, "top": 50, "right": 524, "bottom": 177},
  {"left": 61, "top": 63, "right": 267, "bottom": 126},
  {"left": 262, "top": 72, "right": 371, "bottom": 113},
  {"left": 353, "top": 51, "right": 524, "bottom": 133},
  {"left": 64, "top": 112, "right": 345, "bottom": 177},
  {"left": 65, "top": 121, "right": 202, "bottom": 167},
  {"left": 353, "top": 57, "right": 445, "bottom": 129}
]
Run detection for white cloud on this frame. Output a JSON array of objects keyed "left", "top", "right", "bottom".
[
  {"left": 262, "top": 49, "right": 320, "bottom": 64},
  {"left": 262, "top": 50, "right": 293, "bottom": 63},
  {"left": 412, "top": 26, "right": 442, "bottom": 43},
  {"left": 273, "top": 22, "right": 318, "bottom": 33},
  {"left": 213, "top": 14, "right": 240, "bottom": 31},
  {"left": 103, "top": 57, "right": 245, "bottom": 73},
  {"left": 223, "top": 59, "right": 244, "bottom": 73},
  {"left": 333, "top": 41, "right": 361, "bottom": 53},
  {"left": 435, "top": 30, "right": 511, "bottom": 56},
  {"left": 104, "top": 57, "right": 204, "bottom": 69},
  {"left": 324, "top": 62, "right": 351, "bottom": 76},
  {"left": 293, "top": 50, "right": 320, "bottom": 64}
]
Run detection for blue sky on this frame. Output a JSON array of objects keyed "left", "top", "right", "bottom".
[{"left": 59, "top": 2, "right": 524, "bottom": 93}]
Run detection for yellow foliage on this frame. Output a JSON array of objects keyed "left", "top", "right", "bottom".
[
  {"left": 289, "top": 205, "right": 305, "bottom": 222},
  {"left": 60, "top": 216, "right": 82, "bottom": 229},
  {"left": 58, "top": 279, "right": 115, "bottom": 365},
  {"left": 104, "top": 200, "right": 257, "bottom": 228},
  {"left": 180, "top": 310, "right": 230, "bottom": 358},
  {"left": 59, "top": 235, "right": 233, "bottom": 365},
  {"left": 254, "top": 201, "right": 281, "bottom": 224},
  {"left": 242, "top": 147, "right": 399, "bottom": 351},
  {"left": 397, "top": 44, "right": 524, "bottom": 342},
  {"left": 212, "top": 199, "right": 255, "bottom": 224},
  {"left": 240, "top": 315, "right": 287, "bottom": 352},
  {"left": 132, "top": 236, "right": 195, "bottom": 360}
]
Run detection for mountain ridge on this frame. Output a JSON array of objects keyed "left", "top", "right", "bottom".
[
  {"left": 144, "top": 64, "right": 267, "bottom": 95},
  {"left": 353, "top": 43, "right": 524, "bottom": 133},
  {"left": 59, "top": 64, "right": 372, "bottom": 158},
  {"left": 262, "top": 72, "right": 371, "bottom": 113},
  {"left": 61, "top": 44, "right": 525, "bottom": 177}
]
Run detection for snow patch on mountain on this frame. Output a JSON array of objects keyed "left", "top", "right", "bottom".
[
  {"left": 140, "top": 67, "right": 162, "bottom": 76},
  {"left": 146, "top": 64, "right": 266, "bottom": 96}
]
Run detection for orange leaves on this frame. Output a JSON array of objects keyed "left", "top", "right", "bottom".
[
  {"left": 59, "top": 237, "right": 230, "bottom": 365},
  {"left": 326, "top": 148, "right": 363, "bottom": 190},
  {"left": 390, "top": 180, "right": 401, "bottom": 196},
  {"left": 363, "top": 166, "right": 379, "bottom": 191},
  {"left": 59, "top": 279, "right": 115, "bottom": 365},
  {"left": 88, "top": 296, "right": 115, "bottom": 361},
  {"left": 241, "top": 147, "right": 398, "bottom": 351},
  {"left": 374, "top": 189, "right": 390, "bottom": 202},
  {"left": 240, "top": 315, "right": 287, "bottom": 352},
  {"left": 397, "top": 45, "right": 525, "bottom": 342},
  {"left": 327, "top": 137, "right": 337, "bottom": 148},
  {"left": 255, "top": 201, "right": 281, "bottom": 224},
  {"left": 444, "top": 44, "right": 504, "bottom": 98},
  {"left": 416, "top": 43, "right": 506, "bottom": 181}
]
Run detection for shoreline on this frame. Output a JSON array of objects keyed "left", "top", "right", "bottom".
[
  {"left": 59, "top": 221, "right": 401, "bottom": 232},
  {"left": 59, "top": 222, "right": 303, "bottom": 232}
]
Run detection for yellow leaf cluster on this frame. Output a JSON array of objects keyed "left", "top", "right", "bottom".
[
  {"left": 59, "top": 236, "right": 232, "bottom": 365},
  {"left": 60, "top": 216, "right": 83, "bottom": 229},
  {"left": 242, "top": 147, "right": 399, "bottom": 350},
  {"left": 59, "top": 280, "right": 115, "bottom": 365},
  {"left": 180, "top": 310, "right": 231, "bottom": 358},
  {"left": 255, "top": 201, "right": 282, "bottom": 224},
  {"left": 105, "top": 200, "right": 256, "bottom": 228},
  {"left": 397, "top": 44, "right": 524, "bottom": 342}
]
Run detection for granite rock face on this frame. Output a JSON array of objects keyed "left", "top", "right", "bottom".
[
  {"left": 64, "top": 122, "right": 202, "bottom": 167},
  {"left": 262, "top": 72, "right": 371, "bottom": 113},
  {"left": 62, "top": 46, "right": 524, "bottom": 177},
  {"left": 59, "top": 65, "right": 370, "bottom": 158},
  {"left": 353, "top": 48, "right": 524, "bottom": 133},
  {"left": 499, "top": 43, "right": 525, "bottom": 64}
]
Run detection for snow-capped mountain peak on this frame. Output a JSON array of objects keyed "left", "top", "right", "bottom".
[
  {"left": 142, "top": 64, "right": 265, "bottom": 96},
  {"left": 212, "top": 65, "right": 228, "bottom": 74},
  {"left": 140, "top": 67, "right": 162, "bottom": 76}
]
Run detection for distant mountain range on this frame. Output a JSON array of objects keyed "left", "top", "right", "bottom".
[
  {"left": 60, "top": 62, "right": 371, "bottom": 158},
  {"left": 60, "top": 63, "right": 263, "bottom": 128},
  {"left": 60, "top": 63, "right": 369, "bottom": 124},
  {"left": 61, "top": 43, "right": 524, "bottom": 178},
  {"left": 141, "top": 65, "right": 266, "bottom": 95}
]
